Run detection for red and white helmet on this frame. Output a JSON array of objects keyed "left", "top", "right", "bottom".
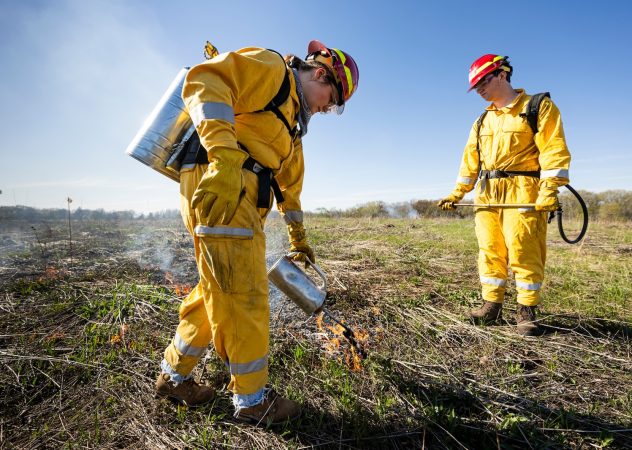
[
  {"left": 306, "top": 40, "right": 359, "bottom": 113},
  {"left": 468, "top": 54, "right": 511, "bottom": 92}
]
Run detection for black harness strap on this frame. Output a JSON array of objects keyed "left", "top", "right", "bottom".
[
  {"left": 242, "top": 157, "right": 284, "bottom": 208},
  {"left": 183, "top": 140, "right": 284, "bottom": 208},
  {"left": 475, "top": 110, "right": 488, "bottom": 176},
  {"left": 259, "top": 51, "right": 298, "bottom": 139}
]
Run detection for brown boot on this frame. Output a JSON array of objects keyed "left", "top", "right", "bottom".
[
  {"left": 516, "top": 305, "right": 542, "bottom": 336},
  {"left": 469, "top": 301, "right": 503, "bottom": 324},
  {"left": 155, "top": 373, "right": 215, "bottom": 406},
  {"left": 234, "top": 388, "right": 301, "bottom": 426}
]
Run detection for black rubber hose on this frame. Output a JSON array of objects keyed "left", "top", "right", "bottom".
[{"left": 557, "top": 184, "right": 589, "bottom": 244}]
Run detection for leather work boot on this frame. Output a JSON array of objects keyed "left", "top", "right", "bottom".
[
  {"left": 516, "top": 305, "right": 542, "bottom": 336},
  {"left": 155, "top": 373, "right": 215, "bottom": 406},
  {"left": 234, "top": 388, "right": 301, "bottom": 426},
  {"left": 469, "top": 301, "right": 503, "bottom": 324}
]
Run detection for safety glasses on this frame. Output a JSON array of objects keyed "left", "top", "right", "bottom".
[
  {"left": 475, "top": 71, "right": 499, "bottom": 91},
  {"left": 322, "top": 82, "right": 344, "bottom": 115}
]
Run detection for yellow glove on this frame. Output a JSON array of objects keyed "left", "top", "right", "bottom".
[
  {"left": 535, "top": 181, "right": 560, "bottom": 212},
  {"left": 287, "top": 222, "right": 315, "bottom": 263},
  {"left": 191, "top": 148, "right": 248, "bottom": 225},
  {"left": 437, "top": 190, "right": 465, "bottom": 211}
]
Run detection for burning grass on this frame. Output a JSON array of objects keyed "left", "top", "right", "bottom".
[{"left": 0, "top": 216, "right": 630, "bottom": 449}]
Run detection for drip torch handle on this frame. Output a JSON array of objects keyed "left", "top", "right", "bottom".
[
  {"left": 454, "top": 203, "right": 536, "bottom": 208},
  {"left": 286, "top": 252, "right": 328, "bottom": 291}
]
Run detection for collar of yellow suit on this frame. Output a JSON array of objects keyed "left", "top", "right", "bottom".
[{"left": 485, "top": 89, "right": 526, "bottom": 113}]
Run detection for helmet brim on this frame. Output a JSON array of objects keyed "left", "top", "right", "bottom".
[{"left": 307, "top": 40, "right": 329, "bottom": 56}]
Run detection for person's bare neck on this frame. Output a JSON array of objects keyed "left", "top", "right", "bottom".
[{"left": 492, "top": 84, "right": 519, "bottom": 109}]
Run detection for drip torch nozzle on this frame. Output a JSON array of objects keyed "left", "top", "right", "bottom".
[{"left": 322, "top": 308, "right": 367, "bottom": 359}]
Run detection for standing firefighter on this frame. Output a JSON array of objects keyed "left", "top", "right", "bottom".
[
  {"left": 154, "top": 40, "right": 359, "bottom": 424},
  {"left": 439, "top": 54, "right": 570, "bottom": 336}
]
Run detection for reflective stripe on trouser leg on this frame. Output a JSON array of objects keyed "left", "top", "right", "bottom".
[
  {"left": 503, "top": 208, "right": 546, "bottom": 307},
  {"left": 163, "top": 283, "right": 212, "bottom": 377},
  {"left": 182, "top": 168, "right": 270, "bottom": 395},
  {"left": 475, "top": 208, "right": 508, "bottom": 303}
]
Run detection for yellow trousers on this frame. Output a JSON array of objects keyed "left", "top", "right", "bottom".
[
  {"left": 475, "top": 207, "right": 547, "bottom": 306},
  {"left": 163, "top": 164, "right": 270, "bottom": 395}
]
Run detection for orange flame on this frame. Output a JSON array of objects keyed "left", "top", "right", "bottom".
[
  {"left": 164, "top": 272, "right": 192, "bottom": 296},
  {"left": 315, "top": 313, "right": 324, "bottom": 330},
  {"left": 324, "top": 337, "right": 341, "bottom": 353},
  {"left": 354, "top": 328, "right": 369, "bottom": 342},
  {"left": 316, "top": 313, "right": 345, "bottom": 335},
  {"left": 110, "top": 324, "right": 131, "bottom": 346},
  {"left": 316, "top": 312, "right": 367, "bottom": 372},
  {"left": 174, "top": 284, "right": 192, "bottom": 297},
  {"left": 346, "top": 346, "right": 363, "bottom": 372}
]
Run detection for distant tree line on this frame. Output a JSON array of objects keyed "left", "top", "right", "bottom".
[
  {"left": 309, "top": 190, "right": 632, "bottom": 221},
  {"left": 1, "top": 190, "right": 630, "bottom": 222},
  {"left": 0, "top": 206, "right": 180, "bottom": 222}
]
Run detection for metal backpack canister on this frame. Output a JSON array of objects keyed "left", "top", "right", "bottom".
[{"left": 125, "top": 68, "right": 195, "bottom": 182}]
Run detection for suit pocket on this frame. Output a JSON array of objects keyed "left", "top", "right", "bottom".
[{"left": 195, "top": 225, "right": 255, "bottom": 294}]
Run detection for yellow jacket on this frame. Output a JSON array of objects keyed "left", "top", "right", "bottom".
[
  {"left": 181, "top": 47, "right": 305, "bottom": 221},
  {"left": 454, "top": 90, "right": 571, "bottom": 201}
]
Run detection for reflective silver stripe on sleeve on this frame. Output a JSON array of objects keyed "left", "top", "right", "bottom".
[
  {"left": 457, "top": 176, "right": 475, "bottom": 185},
  {"left": 518, "top": 207, "right": 535, "bottom": 212},
  {"left": 194, "top": 225, "right": 254, "bottom": 238},
  {"left": 189, "top": 102, "right": 235, "bottom": 127},
  {"left": 541, "top": 168, "right": 569, "bottom": 179},
  {"left": 282, "top": 210, "right": 304, "bottom": 225},
  {"left": 480, "top": 276, "right": 507, "bottom": 287},
  {"left": 228, "top": 354, "right": 268, "bottom": 375},
  {"left": 516, "top": 280, "right": 542, "bottom": 291},
  {"left": 173, "top": 332, "right": 206, "bottom": 358}
]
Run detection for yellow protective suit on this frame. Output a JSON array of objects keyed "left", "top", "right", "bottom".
[
  {"left": 453, "top": 90, "right": 571, "bottom": 306},
  {"left": 162, "top": 48, "right": 307, "bottom": 395}
]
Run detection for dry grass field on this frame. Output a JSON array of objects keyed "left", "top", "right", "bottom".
[{"left": 1, "top": 214, "right": 630, "bottom": 449}]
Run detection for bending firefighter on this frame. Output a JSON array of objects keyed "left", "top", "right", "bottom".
[
  {"left": 439, "top": 54, "right": 570, "bottom": 336},
  {"left": 154, "top": 40, "right": 359, "bottom": 424}
]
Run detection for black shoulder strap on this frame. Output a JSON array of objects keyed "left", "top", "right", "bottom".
[
  {"left": 476, "top": 111, "right": 488, "bottom": 136},
  {"left": 261, "top": 49, "right": 297, "bottom": 138},
  {"left": 523, "top": 92, "right": 550, "bottom": 134},
  {"left": 475, "top": 111, "right": 488, "bottom": 175},
  {"left": 264, "top": 50, "right": 291, "bottom": 110}
]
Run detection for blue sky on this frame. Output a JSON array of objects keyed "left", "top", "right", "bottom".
[{"left": 1, "top": 0, "right": 631, "bottom": 213}]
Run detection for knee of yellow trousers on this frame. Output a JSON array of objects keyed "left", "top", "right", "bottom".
[
  {"left": 482, "top": 284, "right": 505, "bottom": 303},
  {"left": 178, "top": 284, "right": 207, "bottom": 320},
  {"left": 228, "top": 368, "right": 268, "bottom": 395},
  {"left": 516, "top": 288, "right": 540, "bottom": 307}
]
